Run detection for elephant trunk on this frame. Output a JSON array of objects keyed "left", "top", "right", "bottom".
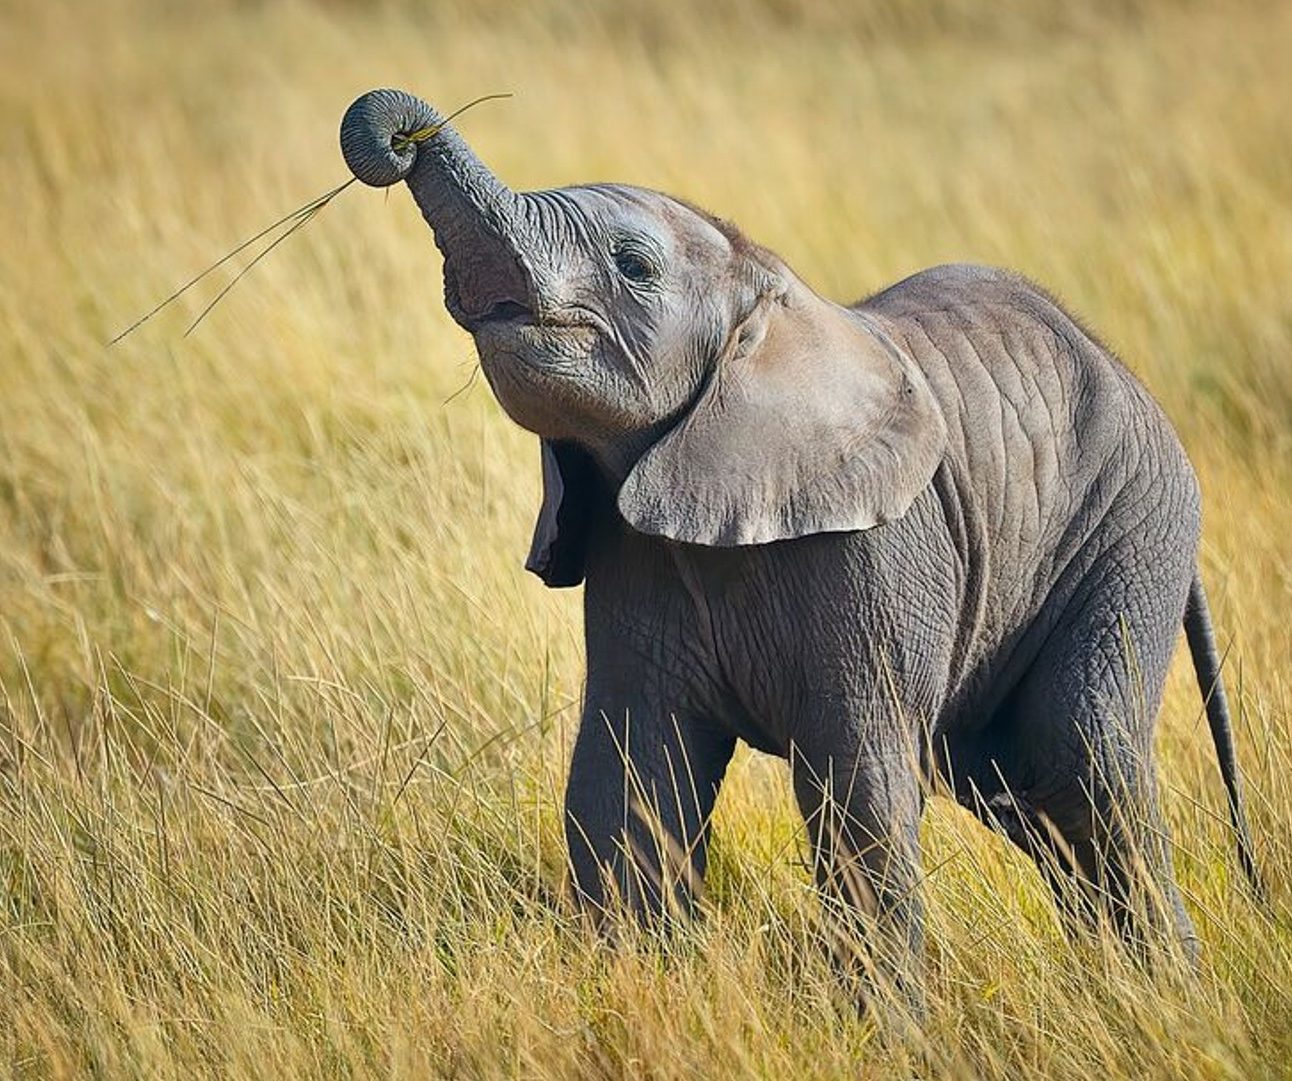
[{"left": 340, "top": 88, "right": 539, "bottom": 328}]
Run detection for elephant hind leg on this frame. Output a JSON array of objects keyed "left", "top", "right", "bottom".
[
  {"left": 1025, "top": 761, "right": 1198, "bottom": 965},
  {"left": 990, "top": 555, "right": 1199, "bottom": 964},
  {"left": 959, "top": 716, "right": 1197, "bottom": 961},
  {"left": 939, "top": 725, "right": 1098, "bottom": 931},
  {"left": 960, "top": 779, "right": 1101, "bottom": 934}
]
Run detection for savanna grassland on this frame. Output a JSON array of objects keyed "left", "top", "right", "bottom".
[{"left": 2, "top": 0, "right": 1291, "bottom": 1076}]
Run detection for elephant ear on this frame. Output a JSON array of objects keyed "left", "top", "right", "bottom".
[
  {"left": 525, "top": 439, "right": 602, "bottom": 587},
  {"left": 617, "top": 293, "right": 946, "bottom": 546}
]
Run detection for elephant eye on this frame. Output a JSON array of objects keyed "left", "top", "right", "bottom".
[{"left": 613, "top": 244, "right": 656, "bottom": 284}]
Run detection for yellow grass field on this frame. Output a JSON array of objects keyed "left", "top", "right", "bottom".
[{"left": 2, "top": 0, "right": 1290, "bottom": 1076}]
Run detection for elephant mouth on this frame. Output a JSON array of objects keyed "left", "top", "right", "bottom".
[
  {"left": 458, "top": 298, "right": 532, "bottom": 332},
  {"left": 473, "top": 316, "right": 599, "bottom": 357},
  {"left": 475, "top": 298, "right": 532, "bottom": 326},
  {"left": 443, "top": 258, "right": 606, "bottom": 336},
  {"left": 466, "top": 300, "right": 604, "bottom": 340},
  {"left": 471, "top": 305, "right": 602, "bottom": 400}
]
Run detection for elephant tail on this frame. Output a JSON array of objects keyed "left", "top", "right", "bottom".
[{"left": 1183, "top": 571, "right": 1266, "bottom": 902}]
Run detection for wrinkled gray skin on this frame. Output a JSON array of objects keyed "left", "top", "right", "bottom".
[{"left": 340, "top": 89, "right": 1262, "bottom": 1004}]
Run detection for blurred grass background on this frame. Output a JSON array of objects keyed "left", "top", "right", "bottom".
[{"left": 1, "top": 0, "right": 1290, "bottom": 1076}]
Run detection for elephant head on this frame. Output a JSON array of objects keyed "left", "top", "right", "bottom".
[{"left": 340, "top": 89, "right": 947, "bottom": 585}]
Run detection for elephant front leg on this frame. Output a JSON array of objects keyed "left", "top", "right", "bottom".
[
  {"left": 564, "top": 700, "right": 736, "bottom": 926},
  {"left": 791, "top": 743, "right": 927, "bottom": 1016}
]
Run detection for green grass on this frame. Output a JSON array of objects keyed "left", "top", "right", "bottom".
[{"left": 1, "top": 0, "right": 1290, "bottom": 1075}]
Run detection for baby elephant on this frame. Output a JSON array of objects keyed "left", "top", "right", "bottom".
[{"left": 341, "top": 89, "right": 1261, "bottom": 998}]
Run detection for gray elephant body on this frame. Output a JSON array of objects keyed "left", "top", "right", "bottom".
[
  {"left": 339, "top": 90, "right": 1260, "bottom": 1002},
  {"left": 580, "top": 260, "right": 1198, "bottom": 757},
  {"left": 569, "top": 263, "right": 1199, "bottom": 962}
]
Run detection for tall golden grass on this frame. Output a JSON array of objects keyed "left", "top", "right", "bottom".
[{"left": 1, "top": 0, "right": 1290, "bottom": 1076}]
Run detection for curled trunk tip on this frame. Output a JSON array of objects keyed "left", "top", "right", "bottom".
[{"left": 339, "top": 88, "right": 441, "bottom": 188}]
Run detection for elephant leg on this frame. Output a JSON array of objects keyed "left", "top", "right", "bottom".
[
  {"left": 564, "top": 705, "right": 735, "bottom": 926},
  {"left": 1027, "top": 753, "right": 1196, "bottom": 963},
  {"left": 1000, "top": 555, "right": 1198, "bottom": 963},
  {"left": 939, "top": 727, "right": 1097, "bottom": 934},
  {"left": 791, "top": 745, "right": 926, "bottom": 1013},
  {"left": 968, "top": 784, "right": 1101, "bottom": 935}
]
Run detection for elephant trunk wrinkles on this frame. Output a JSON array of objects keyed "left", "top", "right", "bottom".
[{"left": 339, "top": 88, "right": 540, "bottom": 325}]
